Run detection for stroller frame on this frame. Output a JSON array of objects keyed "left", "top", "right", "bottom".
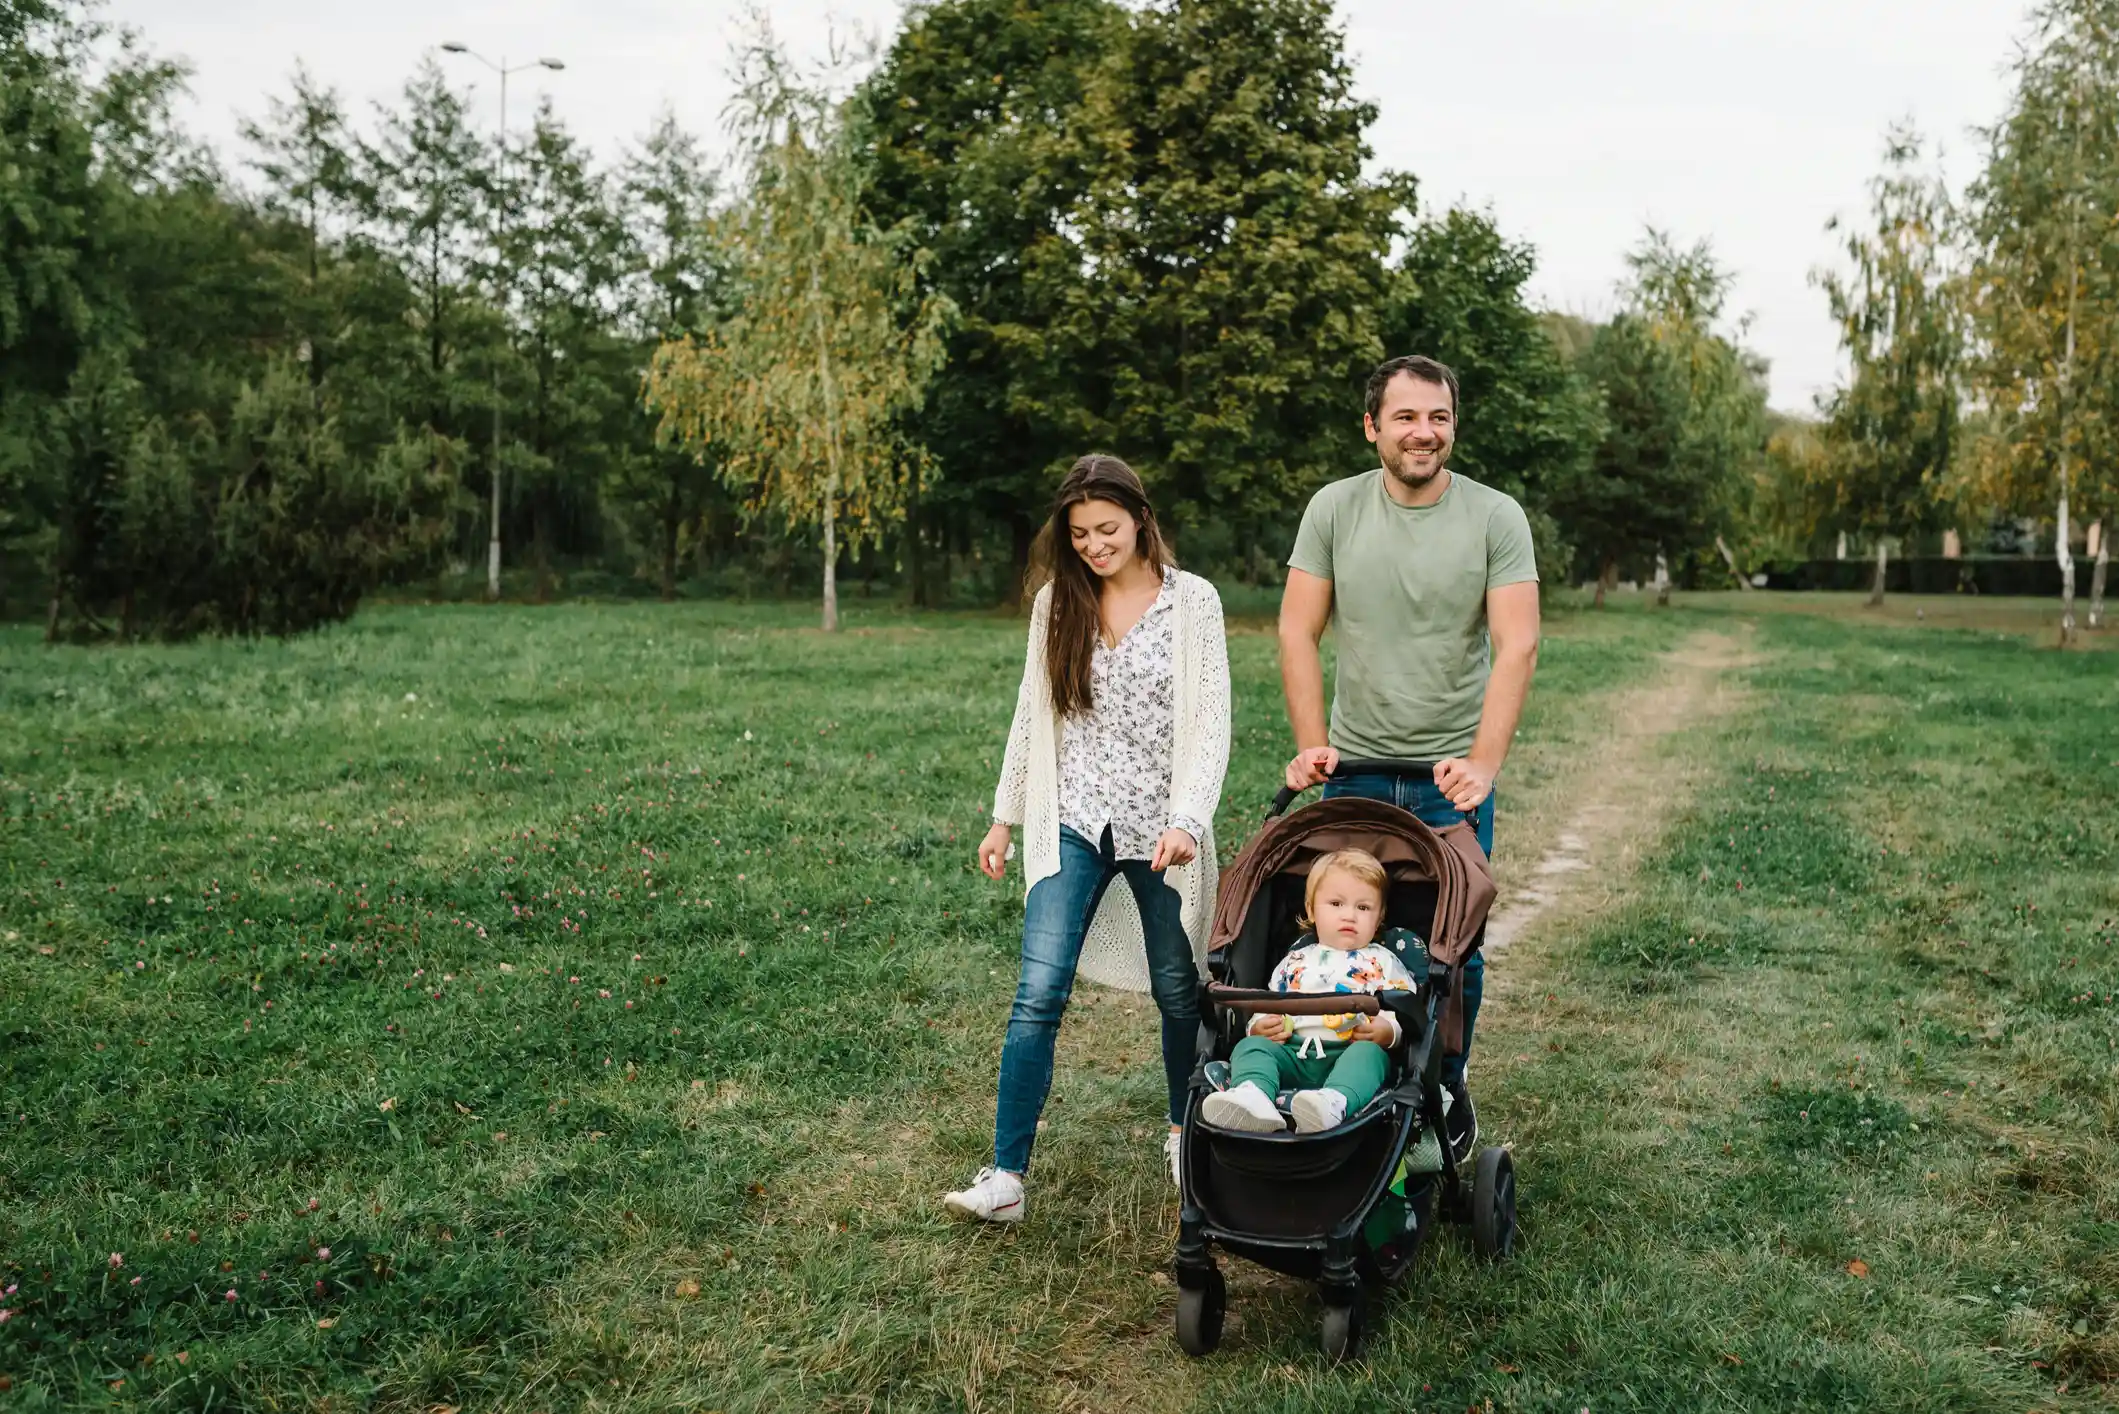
[{"left": 1171, "top": 760, "right": 1517, "bottom": 1362}]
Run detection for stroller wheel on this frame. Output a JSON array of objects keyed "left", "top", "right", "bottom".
[
  {"left": 1471, "top": 1146, "right": 1516, "bottom": 1261},
  {"left": 1318, "top": 1295, "right": 1365, "bottom": 1363},
  {"left": 1174, "top": 1266, "right": 1226, "bottom": 1357}
]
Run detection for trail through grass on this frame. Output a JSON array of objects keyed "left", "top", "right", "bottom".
[{"left": 1, "top": 597, "right": 2114, "bottom": 1412}]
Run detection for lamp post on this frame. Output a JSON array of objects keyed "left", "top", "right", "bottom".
[{"left": 440, "top": 43, "right": 565, "bottom": 602}]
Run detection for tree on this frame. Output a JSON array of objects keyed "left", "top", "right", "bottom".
[
  {"left": 495, "top": 99, "right": 636, "bottom": 601},
  {"left": 1053, "top": 0, "right": 1409, "bottom": 568},
  {"left": 1815, "top": 127, "right": 1961, "bottom": 606},
  {"left": 856, "top": 0, "right": 1120, "bottom": 603},
  {"left": 1964, "top": 0, "right": 2119, "bottom": 643},
  {"left": 607, "top": 110, "right": 728, "bottom": 600},
  {"left": 1554, "top": 231, "right": 1768, "bottom": 605},
  {"left": 646, "top": 28, "right": 953, "bottom": 630}
]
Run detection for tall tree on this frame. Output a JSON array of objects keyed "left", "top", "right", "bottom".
[
  {"left": 1965, "top": 0, "right": 2119, "bottom": 644},
  {"left": 857, "top": 0, "right": 1119, "bottom": 602},
  {"left": 1055, "top": 0, "right": 1409, "bottom": 568},
  {"left": 1554, "top": 231, "right": 1768, "bottom": 605},
  {"left": 240, "top": 66, "right": 360, "bottom": 388},
  {"left": 647, "top": 29, "right": 953, "bottom": 630},
  {"left": 1815, "top": 127, "right": 1961, "bottom": 606},
  {"left": 608, "top": 109, "right": 728, "bottom": 600}
]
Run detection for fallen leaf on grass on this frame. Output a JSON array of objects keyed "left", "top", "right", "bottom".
[
  {"left": 379, "top": 1097, "right": 396, "bottom": 1112},
  {"left": 453, "top": 1102, "right": 476, "bottom": 1116},
  {"left": 492, "top": 1132, "right": 507, "bottom": 1143},
  {"left": 1846, "top": 1259, "right": 1870, "bottom": 1278},
  {"left": 498, "top": 962, "right": 516, "bottom": 974},
  {"left": 317, "top": 1318, "right": 337, "bottom": 1329},
  {"left": 675, "top": 1279, "right": 701, "bottom": 1298},
  {"left": 1722, "top": 1353, "right": 1743, "bottom": 1365},
  {"left": 1496, "top": 1363, "right": 1520, "bottom": 1374}
]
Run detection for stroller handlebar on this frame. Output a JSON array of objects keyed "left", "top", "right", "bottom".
[
  {"left": 1206, "top": 984, "right": 1383, "bottom": 1017},
  {"left": 1266, "top": 758, "right": 1439, "bottom": 819}
]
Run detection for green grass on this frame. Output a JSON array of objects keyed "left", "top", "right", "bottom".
[{"left": 0, "top": 596, "right": 2113, "bottom": 1411}]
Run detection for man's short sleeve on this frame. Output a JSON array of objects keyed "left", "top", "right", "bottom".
[
  {"left": 1486, "top": 495, "right": 1539, "bottom": 589},
  {"left": 1288, "top": 487, "right": 1336, "bottom": 581}
]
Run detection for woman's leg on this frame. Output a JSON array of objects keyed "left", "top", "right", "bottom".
[
  {"left": 993, "top": 827, "right": 1113, "bottom": 1175},
  {"left": 1118, "top": 860, "right": 1203, "bottom": 1127}
]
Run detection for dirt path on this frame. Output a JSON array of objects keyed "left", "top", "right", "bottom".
[{"left": 1483, "top": 625, "right": 1760, "bottom": 958}]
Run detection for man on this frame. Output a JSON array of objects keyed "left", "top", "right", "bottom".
[{"left": 1279, "top": 353, "right": 1540, "bottom": 1160}]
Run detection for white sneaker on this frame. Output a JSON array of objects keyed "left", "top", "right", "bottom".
[
  {"left": 1164, "top": 1128, "right": 1182, "bottom": 1188},
  {"left": 943, "top": 1167, "right": 1025, "bottom": 1223},
  {"left": 1201, "top": 1081, "right": 1286, "bottom": 1133},
  {"left": 1290, "top": 1088, "right": 1348, "bottom": 1133}
]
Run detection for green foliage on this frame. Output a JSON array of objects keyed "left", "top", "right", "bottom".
[
  {"left": 1814, "top": 128, "right": 1961, "bottom": 581},
  {"left": 1555, "top": 232, "right": 1769, "bottom": 588}
]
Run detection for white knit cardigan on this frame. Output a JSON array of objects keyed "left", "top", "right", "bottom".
[{"left": 992, "top": 570, "right": 1232, "bottom": 992}]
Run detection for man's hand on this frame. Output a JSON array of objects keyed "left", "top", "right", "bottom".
[
  {"left": 977, "top": 823, "right": 1012, "bottom": 881},
  {"left": 1284, "top": 746, "right": 1340, "bottom": 792},
  {"left": 1248, "top": 1014, "right": 1291, "bottom": 1043},
  {"left": 1433, "top": 756, "right": 1496, "bottom": 812},
  {"left": 1149, "top": 827, "right": 1198, "bottom": 873}
]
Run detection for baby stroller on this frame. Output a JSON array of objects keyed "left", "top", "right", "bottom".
[{"left": 1172, "top": 760, "right": 1517, "bottom": 1362}]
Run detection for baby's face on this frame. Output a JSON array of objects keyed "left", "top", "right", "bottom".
[{"left": 1312, "top": 869, "right": 1383, "bottom": 952}]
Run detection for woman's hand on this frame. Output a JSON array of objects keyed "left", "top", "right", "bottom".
[
  {"left": 1149, "top": 827, "right": 1197, "bottom": 872},
  {"left": 977, "top": 823, "right": 1012, "bottom": 881},
  {"left": 1248, "top": 1014, "right": 1291, "bottom": 1043}
]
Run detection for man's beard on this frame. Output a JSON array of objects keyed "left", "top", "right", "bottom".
[{"left": 1382, "top": 439, "right": 1449, "bottom": 488}]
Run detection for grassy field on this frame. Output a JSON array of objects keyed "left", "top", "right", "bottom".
[{"left": 1, "top": 593, "right": 2114, "bottom": 1412}]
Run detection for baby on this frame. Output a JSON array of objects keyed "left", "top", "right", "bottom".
[{"left": 1202, "top": 848, "right": 1420, "bottom": 1134}]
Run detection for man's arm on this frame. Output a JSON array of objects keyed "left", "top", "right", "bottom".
[
  {"left": 1278, "top": 568, "right": 1337, "bottom": 787},
  {"left": 1434, "top": 581, "right": 1540, "bottom": 810}
]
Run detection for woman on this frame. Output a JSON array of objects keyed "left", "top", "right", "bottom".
[{"left": 945, "top": 455, "right": 1232, "bottom": 1223}]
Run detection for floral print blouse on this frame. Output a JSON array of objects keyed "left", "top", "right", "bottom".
[{"left": 1058, "top": 566, "right": 1205, "bottom": 860}]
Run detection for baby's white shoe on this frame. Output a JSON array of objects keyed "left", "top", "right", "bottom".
[
  {"left": 943, "top": 1167, "right": 1025, "bottom": 1223},
  {"left": 1290, "top": 1088, "right": 1348, "bottom": 1133},
  {"left": 1201, "top": 1081, "right": 1285, "bottom": 1133}
]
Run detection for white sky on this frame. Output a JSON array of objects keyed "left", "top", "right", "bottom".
[{"left": 111, "top": 0, "right": 2032, "bottom": 413}]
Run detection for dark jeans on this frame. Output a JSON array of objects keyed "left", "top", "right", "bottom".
[
  {"left": 994, "top": 824, "right": 1200, "bottom": 1175},
  {"left": 1322, "top": 771, "right": 1492, "bottom": 1086}
]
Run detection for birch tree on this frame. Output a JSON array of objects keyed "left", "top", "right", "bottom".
[
  {"left": 1965, "top": 0, "right": 2119, "bottom": 645},
  {"left": 645, "top": 29, "right": 952, "bottom": 630},
  {"left": 1816, "top": 127, "right": 1961, "bottom": 607}
]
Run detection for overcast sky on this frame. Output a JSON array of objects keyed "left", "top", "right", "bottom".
[{"left": 110, "top": 0, "right": 2034, "bottom": 413}]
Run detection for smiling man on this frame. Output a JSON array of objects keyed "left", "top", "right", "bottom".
[{"left": 1277, "top": 354, "right": 1541, "bottom": 1161}]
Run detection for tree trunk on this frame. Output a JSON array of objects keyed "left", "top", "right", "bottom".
[
  {"left": 907, "top": 454, "right": 929, "bottom": 609},
  {"left": 1716, "top": 535, "right": 1749, "bottom": 590},
  {"left": 1835, "top": 530, "right": 1848, "bottom": 561},
  {"left": 1654, "top": 550, "right": 1671, "bottom": 607},
  {"left": 1594, "top": 557, "right": 1615, "bottom": 609},
  {"left": 1867, "top": 537, "right": 1888, "bottom": 608},
  {"left": 45, "top": 586, "right": 62, "bottom": 644},
  {"left": 2058, "top": 488, "right": 2076, "bottom": 646},
  {"left": 2090, "top": 532, "right": 2108, "bottom": 630},
  {"left": 821, "top": 490, "right": 839, "bottom": 633},
  {"left": 660, "top": 481, "right": 679, "bottom": 603}
]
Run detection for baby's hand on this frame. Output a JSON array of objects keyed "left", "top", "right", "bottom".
[
  {"left": 1248, "top": 1014, "right": 1291, "bottom": 1043},
  {"left": 1347, "top": 1015, "right": 1395, "bottom": 1045}
]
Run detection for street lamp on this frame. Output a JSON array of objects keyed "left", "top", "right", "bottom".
[{"left": 440, "top": 43, "right": 565, "bottom": 602}]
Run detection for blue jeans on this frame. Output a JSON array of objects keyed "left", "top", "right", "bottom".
[
  {"left": 1322, "top": 772, "right": 1491, "bottom": 1086},
  {"left": 994, "top": 825, "right": 1200, "bottom": 1175}
]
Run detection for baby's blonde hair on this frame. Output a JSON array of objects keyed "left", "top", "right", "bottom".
[{"left": 1300, "top": 847, "right": 1388, "bottom": 930}]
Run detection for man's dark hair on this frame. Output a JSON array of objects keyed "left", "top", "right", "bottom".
[{"left": 1365, "top": 355, "right": 1459, "bottom": 422}]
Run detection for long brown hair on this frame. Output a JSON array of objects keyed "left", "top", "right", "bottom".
[{"left": 1027, "top": 454, "right": 1175, "bottom": 718}]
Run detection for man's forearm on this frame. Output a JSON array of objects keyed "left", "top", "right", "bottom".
[
  {"left": 1279, "top": 631, "right": 1330, "bottom": 749},
  {"left": 1465, "top": 643, "right": 1537, "bottom": 772}
]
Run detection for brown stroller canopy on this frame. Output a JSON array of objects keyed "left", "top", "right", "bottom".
[{"left": 1208, "top": 796, "right": 1498, "bottom": 967}]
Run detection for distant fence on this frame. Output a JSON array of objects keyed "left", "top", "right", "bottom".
[{"left": 1759, "top": 556, "right": 2089, "bottom": 596}]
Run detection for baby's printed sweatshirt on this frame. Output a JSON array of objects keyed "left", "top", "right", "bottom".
[{"left": 1258, "top": 930, "right": 1423, "bottom": 1057}]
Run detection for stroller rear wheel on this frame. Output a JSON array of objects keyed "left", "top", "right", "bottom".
[
  {"left": 1175, "top": 1266, "right": 1226, "bottom": 1357},
  {"left": 1318, "top": 1293, "right": 1366, "bottom": 1363},
  {"left": 1471, "top": 1146, "right": 1516, "bottom": 1260}
]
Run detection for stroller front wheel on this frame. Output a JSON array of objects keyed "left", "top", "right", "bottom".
[
  {"left": 1471, "top": 1146, "right": 1516, "bottom": 1261},
  {"left": 1174, "top": 1266, "right": 1226, "bottom": 1357},
  {"left": 1318, "top": 1294, "right": 1366, "bottom": 1363}
]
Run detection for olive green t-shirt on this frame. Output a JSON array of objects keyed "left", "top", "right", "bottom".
[{"left": 1287, "top": 468, "right": 1538, "bottom": 760}]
